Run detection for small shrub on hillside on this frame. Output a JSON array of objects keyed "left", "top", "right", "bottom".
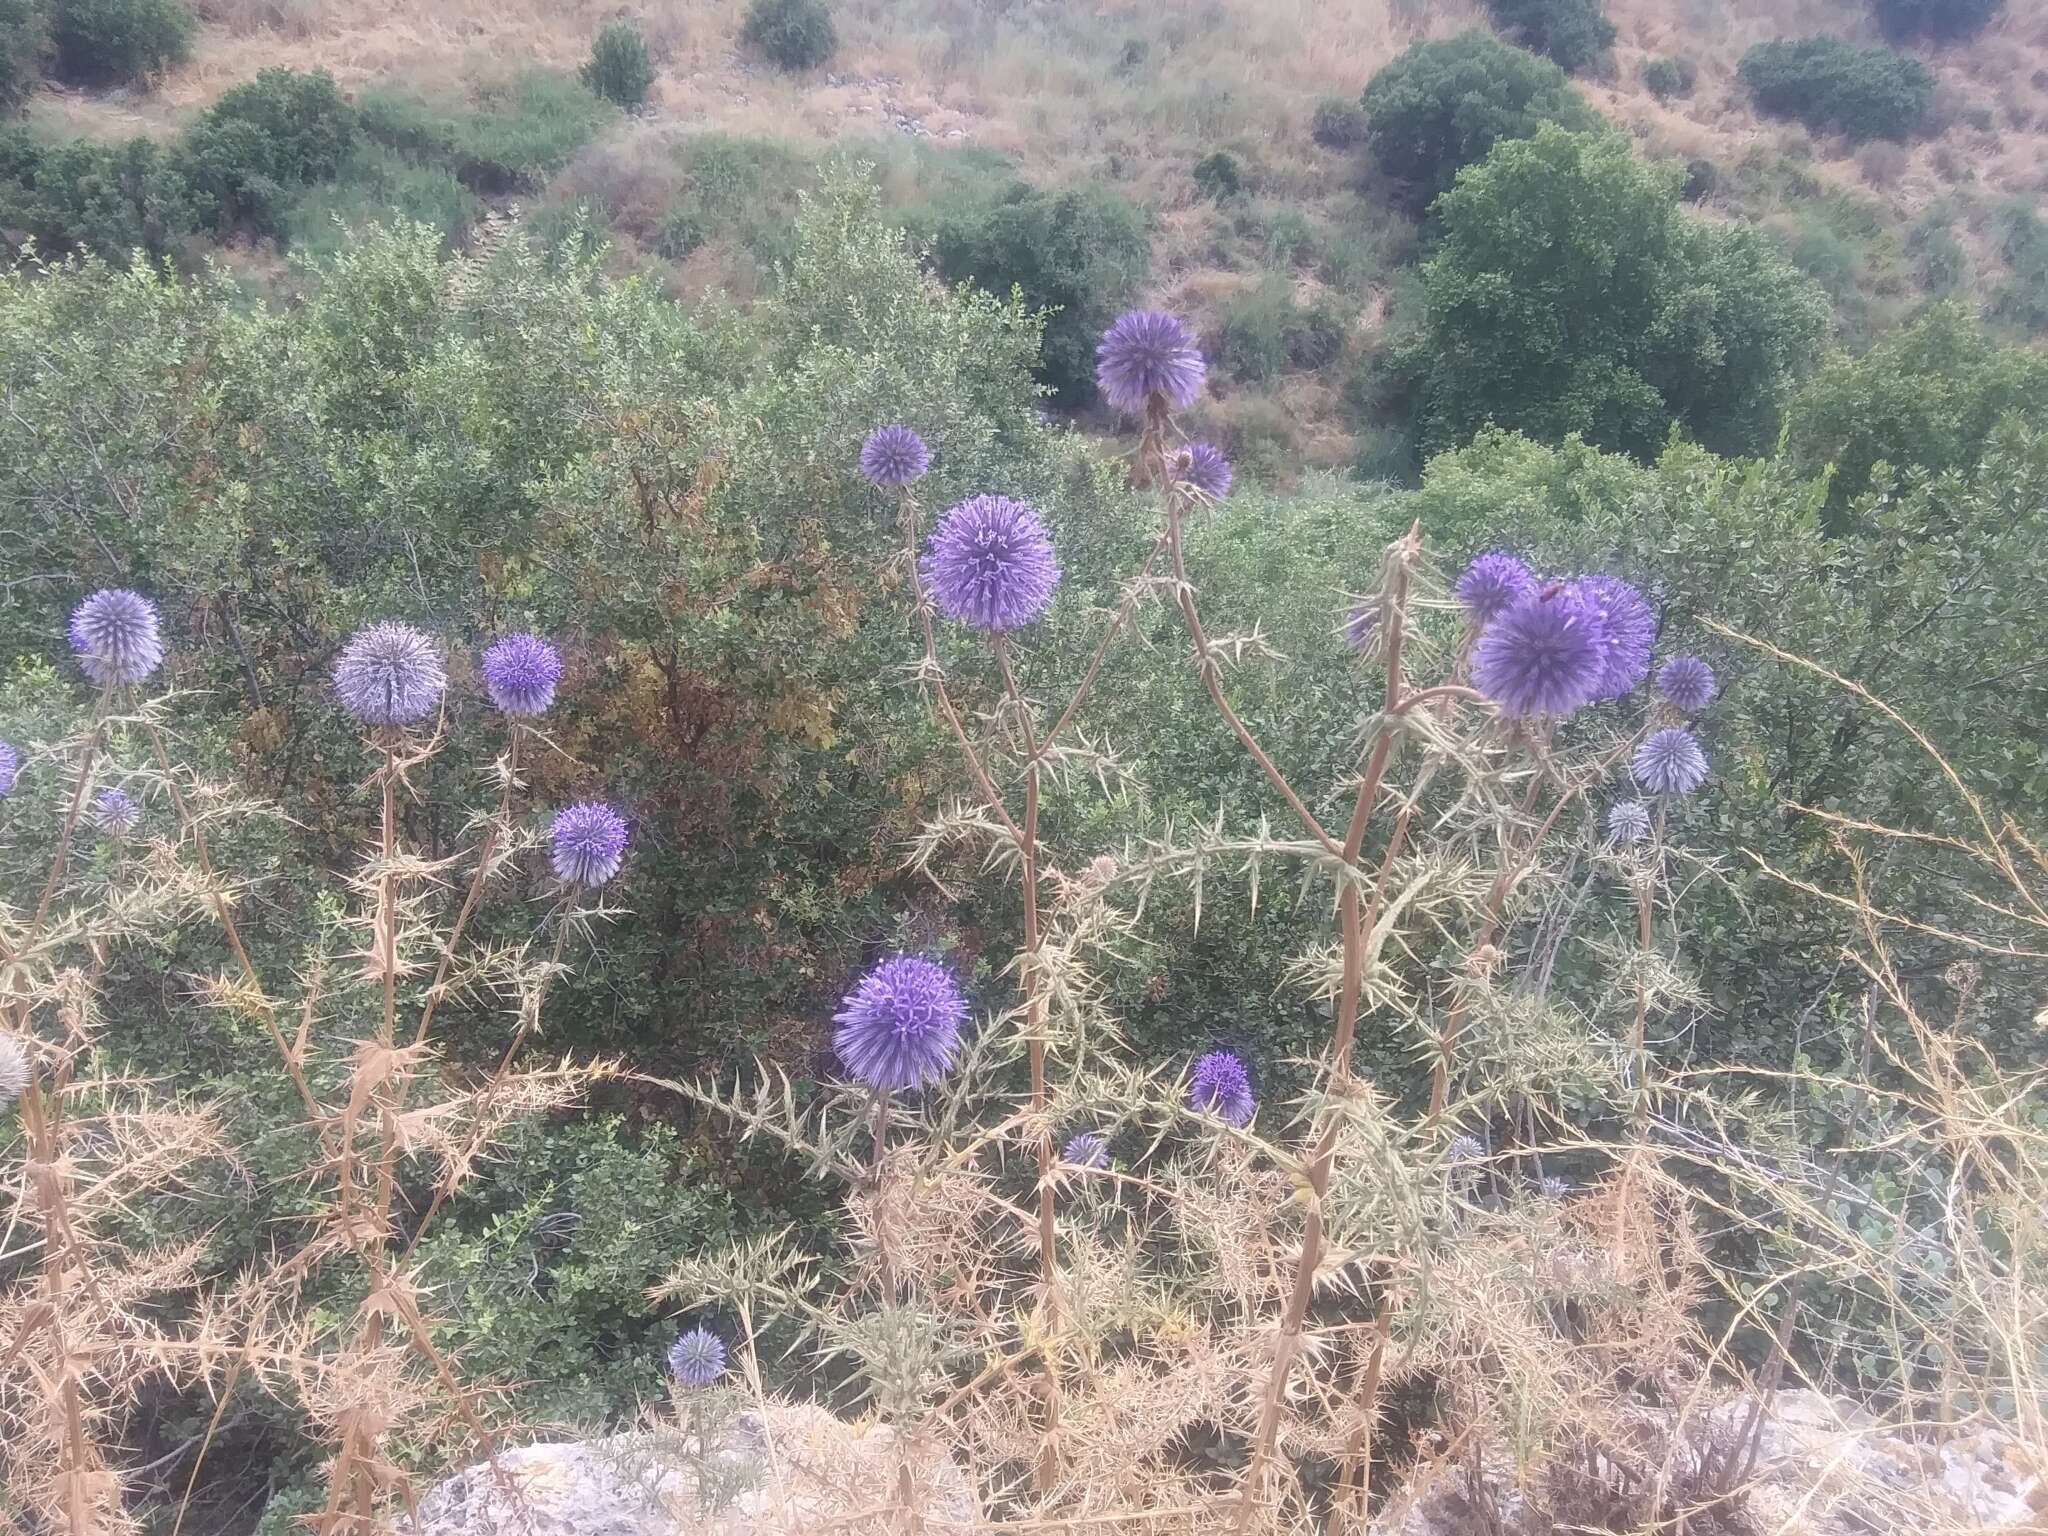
[
  {"left": 1906, "top": 208, "right": 1968, "bottom": 294},
  {"left": 1192, "top": 148, "right": 1244, "bottom": 201},
  {"left": 48, "top": 0, "right": 192, "bottom": 84},
  {"left": 1482, "top": 0, "right": 1616, "bottom": 74},
  {"left": 179, "top": 67, "right": 357, "bottom": 235},
  {"left": 360, "top": 69, "right": 614, "bottom": 192},
  {"left": 285, "top": 143, "right": 481, "bottom": 259},
  {"left": 742, "top": 0, "right": 835, "bottom": 72},
  {"left": 1642, "top": 54, "right": 1696, "bottom": 100},
  {"left": 1991, "top": 199, "right": 2048, "bottom": 333},
  {"left": 1682, "top": 156, "right": 1718, "bottom": 202},
  {"left": 0, "top": 127, "right": 191, "bottom": 256},
  {"left": 1309, "top": 95, "right": 1369, "bottom": 149},
  {"left": 582, "top": 20, "right": 655, "bottom": 109},
  {"left": 0, "top": 0, "right": 49, "bottom": 115},
  {"left": 1871, "top": 0, "right": 2001, "bottom": 44},
  {"left": 1362, "top": 32, "right": 1595, "bottom": 211},
  {"left": 1216, "top": 276, "right": 1346, "bottom": 381},
  {"left": 1738, "top": 37, "right": 1935, "bottom": 143}
]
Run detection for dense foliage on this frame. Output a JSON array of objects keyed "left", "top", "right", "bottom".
[
  {"left": 742, "top": 0, "right": 837, "bottom": 72},
  {"left": 46, "top": 0, "right": 190, "bottom": 84},
  {"left": 0, "top": 0, "right": 46, "bottom": 115},
  {"left": 1360, "top": 32, "right": 1594, "bottom": 211},
  {"left": 180, "top": 67, "right": 358, "bottom": 236},
  {"left": 1738, "top": 36, "right": 1935, "bottom": 142},
  {"left": 1870, "top": 0, "right": 2002, "bottom": 42},
  {"left": 582, "top": 19, "right": 655, "bottom": 109},
  {"left": 1481, "top": 0, "right": 1617, "bottom": 74}
]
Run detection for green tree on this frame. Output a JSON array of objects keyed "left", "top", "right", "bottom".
[
  {"left": 581, "top": 19, "right": 655, "bottom": 109},
  {"left": 1738, "top": 36, "right": 1935, "bottom": 142},
  {"left": 47, "top": 0, "right": 192, "bottom": 84},
  {"left": 742, "top": 0, "right": 835, "bottom": 71},
  {"left": 1360, "top": 32, "right": 1594, "bottom": 211},
  {"left": 0, "top": 0, "right": 49, "bottom": 116},
  {"left": 178, "top": 67, "right": 357, "bottom": 235},
  {"left": 1483, "top": 0, "right": 1616, "bottom": 73}
]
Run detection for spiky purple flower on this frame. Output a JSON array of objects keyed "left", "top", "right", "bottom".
[
  {"left": 859, "top": 425, "right": 931, "bottom": 488},
  {"left": 833, "top": 954, "right": 967, "bottom": 1093},
  {"left": 1096, "top": 310, "right": 1206, "bottom": 414},
  {"left": 1181, "top": 442, "right": 1232, "bottom": 500},
  {"left": 1454, "top": 553, "right": 1536, "bottom": 625},
  {"left": 1656, "top": 655, "right": 1716, "bottom": 715},
  {"left": 922, "top": 494, "right": 1060, "bottom": 631},
  {"left": 0, "top": 741, "right": 17, "bottom": 798},
  {"left": 1633, "top": 728, "right": 1709, "bottom": 797},
  {"left": 1578, "top": 575, "right": 1655, "bottom": 701},
  {"left": 333, "top": 622, "right": 446, "bottom": 727},
  {"left": 480, "top": 633, "right": 563, "bottom": 718},
  {"left": 1472, "top": 585, "right": 1611, "bottom": 718},
  {"left": 1189, "top": 1050, "right": 1254, "bottom": 1127},
  {"left": 92, "top": 787, "right": 138, "bottom": 835},
  {"left": 1345, "top": 601, "right": 1379, "bottom": 652},
  {"left": 1446, "top": 1133, "right": 1485, "bottom": 1165},
  {"left": 68, "top": 588, "right": 165, "bottom": 688},
  {"left": 1062, "top": 1132, "right": 1109, "bottom": 1169},
  {"left": 1607, "top": 800, "right": 1651, "bottom": 844},
  {"left": 550, "top": 802, "right": 629, "bottom": 887},
  {"left": 667, "top": 1326, "right": 726, "bottom": 1388}
]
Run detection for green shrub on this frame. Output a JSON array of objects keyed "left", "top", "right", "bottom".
[
  {"left": 1192, "top": 148, "right": 1243, "bottom": 201},
  {"left": 1361, "top": 32, "right": 1594, "bottom": 211},
  {"left": 179, "top": 68, "right": 357, "bottom": 235},
  {"left": 1991, "top": 199, "right": 2048, "bottom": 334},
  {"left": 0, "top": 0, "right": 49, "bottom": 115},
  {"left": 919, "top": 178, "right": 1150, "bottom": 405},
  {"left": 1871, "top": 0, "right": 2001, "bottom": 43},
  {"left": 1738, "top": 37, "right": 1935, "bottom": 142},
  {"left": 1681, "top": 156, "right": 1718, "bottom": 202},
  {"left": 1216, "top": 276, "right": 1347, "bottom": 382},
  {"left": 1641, "top": 54, "right": 1696, "bottom": 99},
  {"left": 360, "top": 69, "right": 614, "bottom": 192},
  {"left": 1906, "top": 210, "right": 1968, "bottom": 295},
  {"left": 582, "top": 20, "right": 655, "bottom": 109},
  {"left": 284, "top": 143, "right": 481, "bottom": 260},
  {"left": 1309, "top": 95, "right": 1369, "bottom": 149},
  {"left": 1482, "top": 0, "right": 1616, "bottom": 73},
  {"left": 48, "top": 0, "right": 192, "bottom": 84},
  {"left": 742, "top": 0, "right": 835, "bottom": 72},
  {"left": 0, "top": 126, "right": 192, "bottom": 256}
]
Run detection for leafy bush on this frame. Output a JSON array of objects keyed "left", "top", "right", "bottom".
[
  {"left": 0, "top": 126, "right": 191, "bottom": 257},
  {"left": 1738, "top": 36, "right": 1935, "bottom": 142},
  {"left": 1216, "top": 275, "right": 1345, "bottom": 381},
  {"left": 1871, "top": 0, "right": 2001, "bottom": 43},
  {"left": 1482, "top": 0, "right": 1616, "bottom": 73},
  {"left": 1361, "top": 32, "right": 1594, "bottom": 211},
  {"left": 360, "top": 69, "right": 614, "bottom": 192},
  {"left": 1191, "top": 148, "right": 1243, "bottom": 201},
  {"left": 1992, "top": 199, "right": 2048, "bottom": 334},
  {"left": 742, "top": 0, "right": 835, "bottom": 72},
  {"left": 582, "top": 19, "right": 655, "bottom": 109},
  {"left": 1642, "top": 53, "right": 1696, "bottom": 99},
  {"left": 1404, "top": 123, "right": 1829, "bottom": 459},
  {"left": 47, "top": 0, "right": 192, "bottom": 84},
  {"left": 178, "top": 67, "right": 357, "bottom": 235},
  {"left": 920, "top": 178, "right": 1150, "bottom": 405},
  {"left": 1309, "top": 95, "right": 1369, "bottom": 149},
  {"left": 284, "top": 143, "right": 481, "bottom": 259},
  {"left": 0, "top": 0, "right": 48, "bottom": 116}
]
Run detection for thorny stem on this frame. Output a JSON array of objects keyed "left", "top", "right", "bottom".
[
  {"left": 26, "top": 683, "right": 112, "bottom": 939},
  {"left": 1038, "top": 528, "right": 1172, "bottom": 754},
  {"left": 1331, "top": 1295, "right": 1395, "bottom": 1534},
  {"left": 1629, "top": 804, "right": 1668, "bottom": 1137},
  {"left": 412, "top": 726, "right": 524, "bottom": 1049}
]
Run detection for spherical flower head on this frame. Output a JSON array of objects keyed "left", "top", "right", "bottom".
[
  {"left": 1656, "top": 655, "right": 1716, "bottom": 715},
  {"left": 1181, "top": 442, "right": 1232, "bottom": 500},
  {"left": 1633, "top": 728, "right": 1709, "bottom": 797},
  {"left": 667, "top": 1326, "right": 726, "bottom": 1388},
  {"left": 480, "top": 633, "right": 563, "bottom": 718},
  {"left": 1606, "top": 799, "right": 1651, "bottom": 844},
  {"left": 92, "top": 787, "right": 137, "bottom": 835},
  {"left": 68, "top": 588, "right": 165, "bottom": 688},
  {"left": 1345, "top": 601, "right": 1379, "bottom": 652},
  {"left": 1454, "top": 553, "right": 1535, "bottom": 625},
  {"left": 1096, "top": 310, "right": 1206, "bottom": 415},
  {"left": 859, "top": 425, "right": 930, "bottom": 488},
  {"left": 0, "top": 740, "right": 17, "bottom": 798},
  {"left": 1062, "top": 1132, "right": 1109, "bottom": 1169},
  {"left": 0, "top": 1032, "right": 28, "bottom": 1105},
  {"left": 1578, "top": 575, "right": 1656, "bottom": 701},
  {"left": 922, "top": 494, "right": 1061, "bottom": 631},
  {"left": 550, "top": 802, "right": 630, "bottom": 887},
  {"left": 1445, "top": 1133, "right": 1485, "bottom": 1165},
  {"left": 1189, "top": 1050, "right": 1254, "bottom": 1127},
  {"left": 333, "top": 621, "right": 446, "bottom": 727},
  {"left": 833, "top": 954, "right": 967, "bottom": 1093},
  {"left": 1472, "top": 584, "right": 1611, "bottom": 719}
]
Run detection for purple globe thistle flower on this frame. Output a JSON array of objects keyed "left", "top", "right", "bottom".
[
  {"left": 0, "top": 740, "right": 17, "bottom": 798},
  {"left": 1606, "top": 800, "right": 1651, "bottom": 844},
  {"left": 480, "top": 633, "right": 563, "bottom": 718},
  {"left": 1189, "top": 1050, "right": 1255, "bottom": 1127},
  {"left": 1633, "top": 728, "right": 1709, "bottom": 797},
  {"left": 0, "top": 1032, "right": 28, "bottom": 1104},
  {"left": 1471, "top": 584, "right": 1611, "bottom": 719},
  {"left": 859, "top": 425, "right": 931, "bottom": 488},
  {"left": 333, "top": 622, "right": 446, "bottom": 727},
  {"left": 1181, "top": 442, "right": 1233, "bottom": 500},
  {"left": 1454, "top": 553, "right": 1535, "bottom": 625},
  {"left": 833, "top": 954, "right": 967, "bottom": 1094},
  {"left": 92, "top": 787, "right": 138, "bottom": 835},
  {"left": 1578, "top": 575, "right": 1656, "bottom": 701},
  {"left": 667, "top": 1326, "right": 726, "bottom": 1388},
  {"left": 921, "top": 494, "right": 1061, "bottom": 631},
  {"left": 1096, "top": 310, "right": 1206, "bottom": 415},
  {"left": 550, "top": 802, "right": 630, "bottom": 887},
  {"left": 68, "top": 588, "right": 165, "bottom": 688},
  {"left": 1656, "top": 655, "right": 1716, "bottom": 715},
  {"left": 1344, "top": 601, "right": 1380, "bottom": 652},
  {"left": 1445, "top": 1133, "right": 1485, "bottom": 1165},
  {"left": 1062, "top": 1132, "right": 1109, "bottom": 1169}
]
